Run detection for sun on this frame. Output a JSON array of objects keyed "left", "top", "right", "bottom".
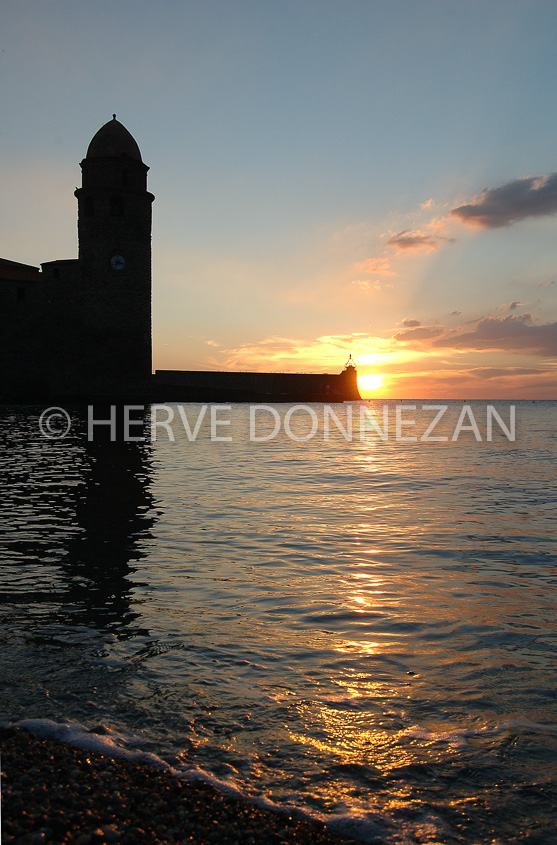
[{"left": 357, "top": 373, "right": 383, "bottom": 395}]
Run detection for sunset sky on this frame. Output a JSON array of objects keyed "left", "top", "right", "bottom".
[{"left": 2, "top": 0, "right": 557, "bottom": 397}]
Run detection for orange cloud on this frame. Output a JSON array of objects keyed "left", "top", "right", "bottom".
[
  {"left": 467, "top": 367, "right": 549, "bottom": 379},
  {"left": 433, "top": 314, "right": 557, "bottom": 356},
  {"left": 353, "top": 257, "right": 395, "bottom": 275},
  {"left": 386, "top": 367, "right": 557, "bottom": 399},
  {"left": 187, "top": 312, "right": 557, "bottom": 399},
  {"left": 386, "top": 229, "right": 455, "bottom": 251},
  {"left": 215, "top": 332, "right": 415, "bottom": 374},
  {"left": 351, "top": 279, "right": 394, "bottom": 293},
  {"left": 394, "top": 326, "right": 445, "bottom": 341}
]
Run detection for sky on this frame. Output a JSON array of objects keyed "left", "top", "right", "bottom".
[{"left": 2, "top": 0, "right": 557, "bottom": 398}]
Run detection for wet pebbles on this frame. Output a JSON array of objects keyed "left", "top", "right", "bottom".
[{"left": 1, "top": 727, "right": 359, "bottom": 845}]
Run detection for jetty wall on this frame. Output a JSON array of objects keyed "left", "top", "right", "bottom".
[{"left": 153, "top": 367, "right": 361, "bottom": 403}]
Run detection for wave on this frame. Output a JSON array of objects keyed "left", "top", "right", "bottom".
[
  {"left": 2, "top": 716, "right": 439, "bottom": 844},
  {"left": 5, "top": 714, "right": 557, "bottom": 843},
  {"left": 402, "top": 717, "right": 557, "bottom": 747}
]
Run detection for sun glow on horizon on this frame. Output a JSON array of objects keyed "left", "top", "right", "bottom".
[{"left": 358, "top": 373, "right": 384, "bottom": 395}]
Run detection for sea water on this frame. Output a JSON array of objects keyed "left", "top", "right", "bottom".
[{"left": 1, "top": 401, "right": 556, "bottom": 844}]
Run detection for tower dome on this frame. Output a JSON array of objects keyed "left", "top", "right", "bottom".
[{"left": 86, "top": 115, "right": 142, "bottom": 161}]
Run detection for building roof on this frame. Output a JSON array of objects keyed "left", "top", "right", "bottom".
[
  {"left": 86, "top": 115, "right": 142, "bottom": 162},
  {"left": 0, "top": 257, "right": 41, "bottom": 282}
]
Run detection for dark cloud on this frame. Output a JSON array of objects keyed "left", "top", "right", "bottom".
[
  {"left": 451, "top": 173, "right": 557, "bottom": 229},
  {"left": 402, "top": 319, "right": 421, "bottom": 327},
  {"left": 508, "top": 301, "right": 519, "bottom": 311},
  {"left": 468, "top": 367, "right": 548, "bottom": 379},
  {"left": 386, "top": 231, "right": 454, "bottom": 251},
  {"left": 394, "top": 326, "right": 444, "bottom": 341},
  {"left": 451, "top": 310, "right": 461, "bottom": 316},
  {"left": 433, "top": 313, "right": 557, "bottom": 356},
  {"left": 540, "top": 280, "right": 555, "bottom": 288}
]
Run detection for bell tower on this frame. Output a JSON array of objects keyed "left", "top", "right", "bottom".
[{"left": 74, "top": 115, "right": 154, "bottom": 391}]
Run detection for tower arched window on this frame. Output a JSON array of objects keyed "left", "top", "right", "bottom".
[
  {"left": 122, "top": 169, "right": 129, "bottom": 187},
  {"left": 110, "top": 195, "right": 126, "bottom": 217}
]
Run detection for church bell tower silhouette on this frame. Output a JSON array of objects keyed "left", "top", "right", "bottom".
[{"left": 74, "top": 115, "right": 154, "bottom": 391}]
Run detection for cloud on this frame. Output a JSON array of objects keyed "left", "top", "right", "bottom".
[
  {"left": 352, "top": 279, "right": 393, "bottom": 293},
  {"left": 402, "top": 319, "right": 421, "bottom": 327},
  {"left": 216, "top": 331, "right": 419, "bottom": 373},
  {"left": 220, "top": 333, "right": 369, "bottom": 371},
  {"left": 451, "top": 311, "right": 461, "bottom": 316},
  {"left": 451, "top": 173, "right": 557, "bottom": 229},
  {"left": 467, "top": 367, "right": 548, "bottom": 379},
  {"left": 496, "top": 301, "right": 522, "bottom": 312},
  {"left": 386, "top": 229, "right": 454, "bottom": 251},
  {"left": 354, "top": 257, "right": 395, "bottom": 276},
  {"left": 540, "top": 279, "right": 555, "bottom": 288},
  {"left": 433, "top": 313, "right": 557, "bottom": 356},
  {"left": 394, "top": 326, "right": 445, "bottom": 341},
  {"left": 196, "top": 327, "right": 557, "bottom": 398}
]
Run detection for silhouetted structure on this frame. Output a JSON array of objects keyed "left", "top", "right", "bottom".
[
  {"left": 0, "top": 118, "right": 360, "bottom": 402},
  {"left": 0, "top": 117, "right": 152, "bottom": 399},
  {"left": 154, "top": 366, "right": 360, "bottom": 402}
]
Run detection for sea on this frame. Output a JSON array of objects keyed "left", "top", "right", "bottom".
[{"left": 1, "top": 400, "right": 556, "bottom": 845}]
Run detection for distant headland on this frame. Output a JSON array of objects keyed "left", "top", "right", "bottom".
[{"left": 0, "top": 117, "right": 361, "bottom": 403}]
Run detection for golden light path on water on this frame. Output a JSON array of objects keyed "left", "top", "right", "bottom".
[
  {"left": 282, "top": 532, "right": 423, "bottom": 809},
  {"left": 279, "top": 427, "right": 512, "bottom": 817}
]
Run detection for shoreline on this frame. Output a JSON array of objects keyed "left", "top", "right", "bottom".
[{"left": 1, "top": 727, "right": 361, "bottom": 845}]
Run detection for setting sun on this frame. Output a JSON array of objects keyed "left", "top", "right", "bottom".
[{"left": 357, "top": 373, "right": 383, "bottom": 395}]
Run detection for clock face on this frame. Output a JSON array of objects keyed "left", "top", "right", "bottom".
[{"left": 111, "top": 254, "right": 125, "bottom": 270}]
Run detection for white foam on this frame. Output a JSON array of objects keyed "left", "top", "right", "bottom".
[
  {"left": 402, "top": 724, "right": 468, "bottom": 748},
  {"left": 9, "top": 719, "right": 160, "bottom": 765},
  {"left": 402, "top": 717, "right": 557, "bottom": 747},
  {"left": 3, "top": 716, "right": 415, "bottom": 844},
  {"left": 18, "top": 714, "right": 551, "bottom": 843}
]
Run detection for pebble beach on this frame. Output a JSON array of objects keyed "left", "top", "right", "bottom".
[{"left": 1, "top": 727, "right": 359, "bottom": 845}]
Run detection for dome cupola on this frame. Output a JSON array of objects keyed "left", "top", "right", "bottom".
[{"left": 86, "top": 115, "right": 142, "bottom": 162}]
